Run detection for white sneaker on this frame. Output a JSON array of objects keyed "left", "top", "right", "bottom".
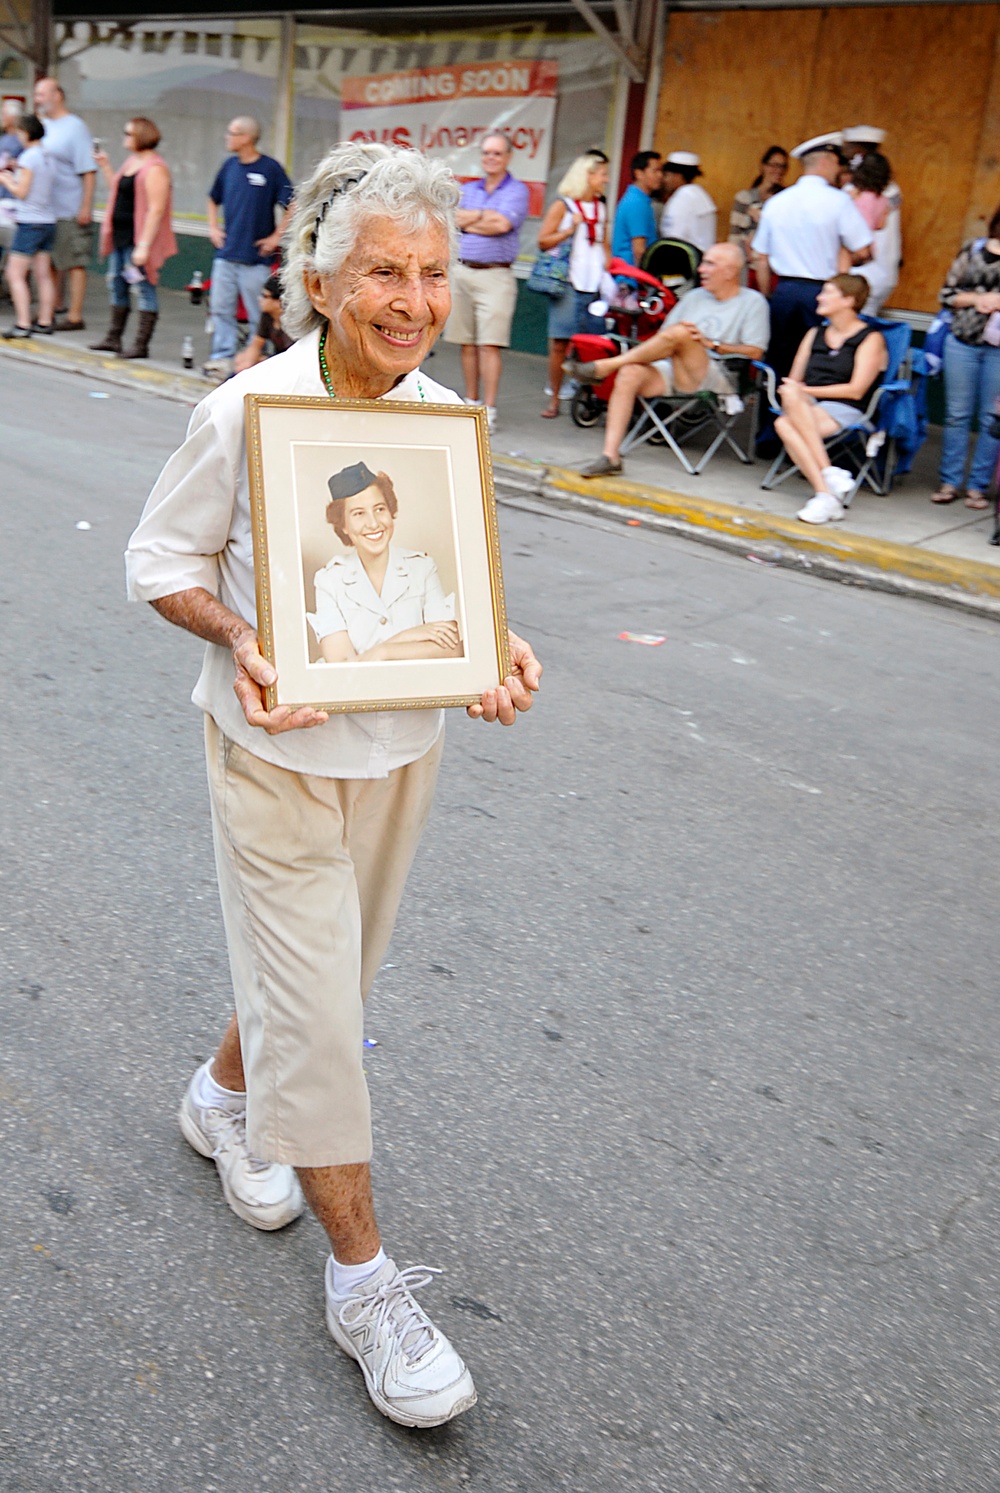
[
  {"left": 326, "top": 1256, "right": 477, "bottom": 1428},
  {"left": 542, "top": 380, "right": 578, "bottom": 399},
  {"left": 821, "top": 466, "right": 855, "bottom": 498},
  {"left": 486, "top": 405, "right": 497, "bottom": 431},
  {"left": 797, "top": 492, "right": 845, "bottom": 525},
  {"left": 179, "top": 1062, "right": 305, "bottom": 1231}
]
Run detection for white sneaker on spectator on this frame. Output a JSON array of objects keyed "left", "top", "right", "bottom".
[
  {"left": 821, "top": 466, "right": 855, "bottom": 498},
  {"left": 326, "top": 1256, "right": 477, "bottom": 1428},
  {"left": 797, "top": 492, "right": 845, "bottom": 525},
  {"left": 486, "top": 406, "right": 497, "bottom": 431},
  {"left": 543, "top": 379, "right": 578, "bottom": 399},
  {"left": 179, "top": 1062, "right": 305, "bottom": 1231}
]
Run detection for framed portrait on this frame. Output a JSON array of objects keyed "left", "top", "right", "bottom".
[{"left": 244, "top": 394, "right": 510, "bottom": 713}]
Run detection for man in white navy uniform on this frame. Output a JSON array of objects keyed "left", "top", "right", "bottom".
[
  {"left": 752, "top": 131, "right": 873, "bottom": 387},
  {"left": 658, "top": 151, "right": 717, "bottom": 252}
]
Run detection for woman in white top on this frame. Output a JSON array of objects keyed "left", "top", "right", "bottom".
[
  {"left": 0, "top": 113, "right": 56, "bottom": 337},
  {"left": 307, "top": 461, "right": 462, "bottom": 662},
  {"left": 537, "top": 152, "right": 611, "bottom": 418}
]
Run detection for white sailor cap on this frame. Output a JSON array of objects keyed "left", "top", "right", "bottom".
[
  {"left": 664, "top": 150, "right": 701, "bottom": 171},
  {"left": 791, "top": 131, "right": 845, "bottom": 160},
  {"left": 843, "top": 125, "right": 886, "bottom": 145}
]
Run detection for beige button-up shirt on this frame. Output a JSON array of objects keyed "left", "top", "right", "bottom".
[{"left": 125, "top": 328, "right": 462, "bottom": 778}]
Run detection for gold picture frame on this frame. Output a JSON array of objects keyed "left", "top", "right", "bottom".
[{"left": 245, "top": 393, "right": 510, "bottom": 714}]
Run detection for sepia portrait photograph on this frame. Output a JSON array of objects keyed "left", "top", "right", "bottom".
[{"left": 245, "top": 394, "right": 509, "bottom": 712}]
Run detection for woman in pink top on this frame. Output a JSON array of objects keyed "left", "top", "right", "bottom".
[{"left": 91, "top": 116, "right": 177, "bottom": 358}]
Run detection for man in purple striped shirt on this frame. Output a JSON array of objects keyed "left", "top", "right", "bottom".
[{"left": 444, "top": 133, "right": 529, "bottom": 429}]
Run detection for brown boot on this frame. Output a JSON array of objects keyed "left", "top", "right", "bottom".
[
  {"left": 89, "top": 305, "right": 130, "bottom": 353},
  {"left": 121, "top": 310, "right": 158, "bottom": 360}
]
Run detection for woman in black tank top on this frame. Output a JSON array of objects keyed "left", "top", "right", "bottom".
[{"left": 773, "top": 272, "right": 888, "bottom": 524}]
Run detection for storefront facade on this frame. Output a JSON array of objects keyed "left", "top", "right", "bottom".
[
  {"left": 20, "top": 5, "right": 630, "bottom": 348},
  {"left": 4, "top": 0, "right": 996, "bottom": 334}
]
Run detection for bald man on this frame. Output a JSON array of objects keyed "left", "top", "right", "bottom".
[
  {"left": 204, "top": 116, "right": 294, "bottom": 379},
  {"left": 570, "top": 242, "right": 770, "bottom": 477}
]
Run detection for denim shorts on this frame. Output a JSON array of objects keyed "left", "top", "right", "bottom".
[
  {"left": 548, "top": 285, "right": 606, "bottom": 342},
  {"left": 11, "top": 221, "right": 55, "bottom": 256},
  {"left": 817, "top": 398, "right": 871, "bottom": 431}
]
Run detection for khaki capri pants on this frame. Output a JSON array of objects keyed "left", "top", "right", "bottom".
[{"left": 205, "top": 717, "right": 443, "bottom": 1168}]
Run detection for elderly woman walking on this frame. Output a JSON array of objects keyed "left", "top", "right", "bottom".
[
  {"left": 91, "top": 116, "right": 176, "bottom": 358},
  {"left": 125, "top": 142, "right": 541, "bottom": 1430}
]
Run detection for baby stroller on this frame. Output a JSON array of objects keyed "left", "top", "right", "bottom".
[
  {"left": 569, "top": 257, "right": 677, "bottom": 429},
  {"left": 640, "top": 238, "right": 702, "bottom": 298}
]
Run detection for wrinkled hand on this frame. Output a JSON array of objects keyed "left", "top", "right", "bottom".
[
  {"left": 232, "top": 629, "right": 328, "bottom": 734},
  {"left": 467, "top": 628, "right": 542, "bottom": 725},
  {"left": 209, "top": 224, "right": 226, "bottom": 251}
]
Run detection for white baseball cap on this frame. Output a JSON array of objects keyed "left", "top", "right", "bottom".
[{"left": 665, "top": 151, "right": 701, "bottom": 170}]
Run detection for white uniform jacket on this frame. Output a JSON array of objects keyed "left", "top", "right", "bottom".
[{"left": 309, "top": 545, "right": 455, "bottom": 654}]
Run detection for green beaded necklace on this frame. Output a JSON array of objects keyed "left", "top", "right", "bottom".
[{"left": 318, "top": 324, "right": 427, "bottom": 402}]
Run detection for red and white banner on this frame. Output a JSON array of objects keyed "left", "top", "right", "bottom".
[{"left": 342, "top": 60, "right": 559, "bottom": 216}]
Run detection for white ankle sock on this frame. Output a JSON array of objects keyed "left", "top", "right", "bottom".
[
  {"left": 197, "top": 1062, "right": 245, "bottom": 1108},
  {"left": 330, "top": 1247, "right": 387, "bottom": 1297}
]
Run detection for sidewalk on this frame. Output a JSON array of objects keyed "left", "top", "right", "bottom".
[{"left": 5, "top": 279, "right": 1000, "bottom": 616}]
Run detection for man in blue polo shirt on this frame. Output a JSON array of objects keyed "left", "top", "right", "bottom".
[
  {"left": 205, "top": 116, "right": 293, "bottom": 380},
  {"left": 611, "top": 150, "right": 662, "bottom": 267},
  {"left": 443, "top": 132, "right": 529, "bottom": 430}
]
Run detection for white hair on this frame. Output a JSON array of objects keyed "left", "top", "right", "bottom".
[{"left": 281, "top": 141, "right": 460, "bottom": 339}]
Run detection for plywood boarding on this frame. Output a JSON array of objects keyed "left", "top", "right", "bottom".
[{"left": 654, "top": 5, "right": 1000, "bottom": 312}]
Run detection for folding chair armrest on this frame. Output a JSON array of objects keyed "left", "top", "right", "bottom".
[
  {"left": 719, "top": 354, "right": 757, "bottom": 396},
  {"left": 753, "top": 360, "right": 780, "bottom": 414}
]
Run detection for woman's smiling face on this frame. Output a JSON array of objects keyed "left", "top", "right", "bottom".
[
  {"left": 343, "top": 483, "right": 395, "bottom": 558},
  {"left": 307, "top": 215, "right": 451, "bottom": 395}
]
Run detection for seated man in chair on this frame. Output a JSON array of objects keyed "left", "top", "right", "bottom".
[{"left": 570, "top": 242, "right": 769, "bottom": 478}]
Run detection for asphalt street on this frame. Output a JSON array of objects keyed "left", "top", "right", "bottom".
[{"left": 2, "top": 358, "right": 999, "bottom": 1493}]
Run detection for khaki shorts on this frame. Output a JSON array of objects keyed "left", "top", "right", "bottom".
[
  {"left": 205, "top": 716, "right": 443, "bottom": 1167},
  {"left": 444, "top": 262, "right": 518, "bottom": 347},
  {"left": 51, "top": 218, "right": 95, "bottom": 271},
  {"left": 651, "top": 354, "right": 735, "bottom": 397}
]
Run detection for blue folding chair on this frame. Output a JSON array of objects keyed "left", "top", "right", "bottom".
[{"left": 756, "top": 317, "right": 913, "bottom": 501}]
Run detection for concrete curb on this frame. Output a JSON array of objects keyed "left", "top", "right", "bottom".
[
  {"left": 6, "top": 337, "right": 1000, "bottom": 619},
  {"left": 493, "top": 455, "right": 1000, "bottom": 621},
  {"left": 1, "top": 335, "right": 207, "bottom": 404}
]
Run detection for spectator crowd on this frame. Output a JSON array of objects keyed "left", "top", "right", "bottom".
[{"left": 1, "top": 81, "right": 997, "bottom": 522}]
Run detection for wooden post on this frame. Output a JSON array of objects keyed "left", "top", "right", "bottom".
[
  {"left": 32, "top": 0, "right": 50, "bottom": 75},
  {"left": 273, "top": 12, "right": 295, "bottom": 171}
]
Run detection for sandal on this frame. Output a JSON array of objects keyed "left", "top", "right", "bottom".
[
  {"left": 930, "top": 484, "right": 958, "bottom": 504},
  {"left": 541, "top": 405, "right": 560, "bottom": 419},
  {"left": 964, "top": 489, "right": 990, "bottom": 509}
]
